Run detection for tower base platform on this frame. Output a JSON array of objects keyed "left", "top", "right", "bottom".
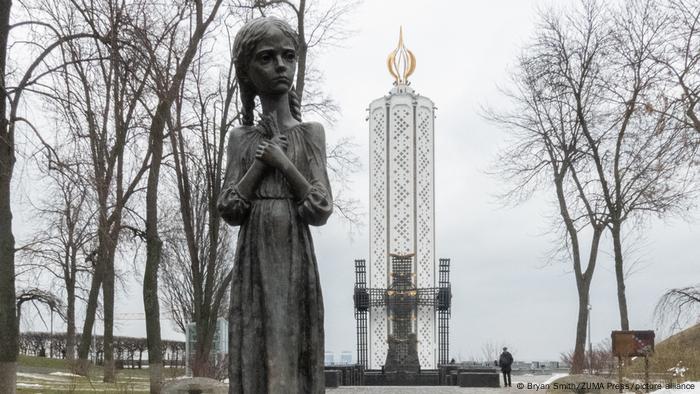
[{"left": 324, "top": 365, "right": 502, "bottom": 387}]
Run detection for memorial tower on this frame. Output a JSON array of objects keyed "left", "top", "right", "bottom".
[{"left": 353, "top": 28, "right": 452, "bottom": 371}]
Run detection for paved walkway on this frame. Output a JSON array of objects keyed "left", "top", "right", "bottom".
[{"left": 328, "top": 387, "right": 537, "bottom": 393}]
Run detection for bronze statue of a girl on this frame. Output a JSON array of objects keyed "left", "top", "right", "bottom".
[{"left": 217, "top": 16, "right": 332, "bottom": 394}]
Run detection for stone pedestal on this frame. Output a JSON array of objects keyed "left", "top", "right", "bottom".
[
  {"left": 458, "top": 370, "right": 500, "bottom": 388},
  {"left": 384, "top": 333, "right": 420, "bottom": 373}
]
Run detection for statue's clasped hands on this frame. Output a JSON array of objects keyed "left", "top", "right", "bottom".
[
  {"left": 256, "top": 114, "right": 290, "bottom": 169},
  {"left": 256, "top": 137, "right": 288, "bottom": 169}
]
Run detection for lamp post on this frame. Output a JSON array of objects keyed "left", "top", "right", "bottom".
[
  {"left": 49, "top": 307, "right": 54, "bottom": 359},
  {"left": 587, "top": 304, "right": 592, "bottom": 372}
]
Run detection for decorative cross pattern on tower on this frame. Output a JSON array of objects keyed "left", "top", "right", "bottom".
[{"left": 354, "top": 255, "right": 451, "bottom": 370}]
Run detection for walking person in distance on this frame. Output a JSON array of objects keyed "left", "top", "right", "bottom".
[{"left": 499, "top": 347, "right": 513, "bottom": 387}]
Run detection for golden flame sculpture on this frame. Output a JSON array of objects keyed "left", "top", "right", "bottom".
[{"left": 387, "top": 26, "right": 416, "bottom": 85}]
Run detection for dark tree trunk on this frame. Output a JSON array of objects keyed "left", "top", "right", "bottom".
[
  {"left": 294, "top": 0, "right": 307, "bottom": 102},
  {"left": 571, "top": 284, "right": 592, "bottom": 373},
  {"left": 192, "top": 321, "right": 214, "bottom": 377},
  {"left": 0, "top": 0, "right": 18, "bottom": 391},
  {"left": 611, "top": 222, "right": 630, "bottom": 330},
  {"left": 76, "top": 255, "right": 103, "bottom": 374},
  {"left": 66, "top": 281, "right": 76, "bottom": 361},
  {"left": 572, "top": 292, "right": 590, "bottom": 374},
  {"left": 103, "top": 255, "right": 115, "bottom": 382},
  {"left": 144, "top": 104, "right": 165, "bottom": 393},
  {"left": 553, "top": 164, "right": 602, "bottom": 374},
  {"left": 571, "top": 227, "right": 602, "bottom": 373}
]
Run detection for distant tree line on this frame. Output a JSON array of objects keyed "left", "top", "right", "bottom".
[{"left": 19, "top": 331, "right": 185, "bottom": 369}]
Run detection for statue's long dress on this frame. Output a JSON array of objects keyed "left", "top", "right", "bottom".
[{"left": 219, "top": 122, "right": 332, "bottom": 394}]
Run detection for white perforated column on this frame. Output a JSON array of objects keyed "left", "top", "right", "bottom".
[
  {"left": 368, "top": 98, "right": 388, "bottom": 369},
  {"left": 415, "top": 99, "right": 436, "bottom": 368},
  {"left": 367, "top": 88, "right": 436, "bottom": 369},
  {"left": 388, "top": 99, "right": 414, "bottom": 256}
]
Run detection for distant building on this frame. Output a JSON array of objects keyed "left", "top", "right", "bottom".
[
  {"left": 340, "top": 351, "right": 352, "bottom": 365},
  {"left": 185, "top": 318, "right": 227, "bottom": 376},
  {"left": 547, "top": 361, "right": 560, "bottom": 369},
  {"left": 510, "top": 360, "right": 564, "bottom": 371},
  {"left": 325, "top": 351, "right": 334, "bottom": 365}
]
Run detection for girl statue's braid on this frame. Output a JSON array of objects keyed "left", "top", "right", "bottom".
[
  {"left": 240, "top": 82, "right": 257, "bottom": 126},
  {"left": 289, "top": 87, "right": 302, "bottom": 123}
]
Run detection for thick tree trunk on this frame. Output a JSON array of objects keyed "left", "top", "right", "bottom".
[
  {"left": 0, "top": 0, "right": 18, "bottom": 392},
  {"left": 570, "top": 227, "right": 602, "bottom": 374},
  {"left": 554, "top": 166, "right": 602, "bottom": 374},
  {"left": 192, "top": 321, "right": 214, "bottom": 377},
  {"left": 76, "top": 255, "right": 103, "bottom": 374},
  {"left": 0, "top": 166, "right": 17, "bottom": 392},
  {"left": 294, "top": 0, "right": 307, "bottom": 102},
  {"left": 295, "top": 41, "right": 307, "bottom": 103},
  {"left": 572, "top": 291, "right": 590, "bottom": 373},
  {"left": 102, "top": 255, "right": 115, "bottom": 382},
  {"left": 144, "top": 119, "right": 163, "bottom": 393},
  {"left": 611, "top": 222, "right": 630, "bottom": 330},
  {"left": 66, "top": 283, "right": 76, "bottom": 361},
  {"left": 143, "top": 190, "right": 163, "bottom": 393}
]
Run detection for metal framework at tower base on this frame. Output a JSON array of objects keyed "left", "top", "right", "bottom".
[
  {"left": 354, "top": 259, "right": 368, "bottom": 368},
  {"left": 353, "top": 257, "right": 452, "bottom": 371}
]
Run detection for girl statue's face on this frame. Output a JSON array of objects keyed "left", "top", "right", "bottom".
[{"left": 247, "top": 27, "right": 297, "bottom": 96}]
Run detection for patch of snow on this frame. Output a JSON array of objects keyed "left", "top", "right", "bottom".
[
  {"left": 17, "top": 372, "right": 67, "bottom": 382},
  {"left": 167, "top": 375, "right": 192, "bottom": 380},
  {"left": 543, "top": 373, "right": 569, "bottom": 385},
  {"left": 49, "top": 372, "right": 82, "bottom": 378},
  {"left": 17, "top": 383, "right": 43, "bottom": 388}
]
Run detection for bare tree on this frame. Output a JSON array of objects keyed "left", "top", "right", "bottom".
[
  {"left": 660, "top": 0, "right": 700, "bottom": 135},
  {"left": 486, "top": 1, "right": 612, "bottom": 373},
  {"left": 159, "top": 25, "right": 238, "bottom": 376},
  {"left": 569, "top": 0, "right": 698, "bottom": 331},
  {"left": 560, "top": 338, "right": 614, "bottom": 374},
  {"left": 15, "top": 288, "right": 65, "bottom": 335},
  {"left": 654, "top": 284, "right": 700, "bottom": 334},
  {"left": 128, "top": 0, "right": 226, "bottom": 389},
  {"left": 480, "top": 341, "right": 501, "bottom": 364},
  {"left": 18, "top": 159, "right": 95, "bottom": 361},
  {"left": 1, "top": 0, "right": 101, "bottom": 389}
]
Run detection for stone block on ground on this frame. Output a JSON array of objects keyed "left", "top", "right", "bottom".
[
  {"left": 326, "top": 370, "right": 341, "bottom": 388},
  {"left": 458, "top": 371, "right": 500, "bottom": 387}
]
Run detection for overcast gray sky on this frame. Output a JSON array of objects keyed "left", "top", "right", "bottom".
[{"left": 15, "top": 0, "right": 700, "bottom": 363}]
